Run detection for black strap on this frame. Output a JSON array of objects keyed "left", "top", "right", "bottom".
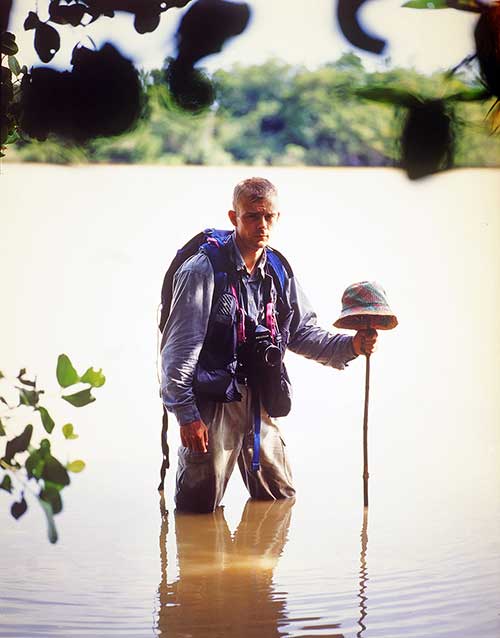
[{"left": 158, "top": 405, "right": 170, "bottom": 492}]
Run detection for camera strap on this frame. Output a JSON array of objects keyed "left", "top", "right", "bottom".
[
  {"left": 251, "top": 385, "right": 261, "bottom": 472},
  {"left": 230, "top": 283, "right": 246, "bottom": 345}
]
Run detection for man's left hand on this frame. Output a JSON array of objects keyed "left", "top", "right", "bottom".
[{"left": 353, "top": 328, "right": 378, "bottom": 356}]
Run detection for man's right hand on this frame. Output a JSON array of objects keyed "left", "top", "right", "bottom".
[{"left": 180, "top": 419, "right": 209, "bottom": 453}]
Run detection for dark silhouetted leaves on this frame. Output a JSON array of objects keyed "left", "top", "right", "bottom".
[
  {"left": 475, "top": 6, "right": 500, "bottom": 98},
  {"left": 35, "top": 22, "right": 61, "bottom": 63},
  {"left": 72, "top": 0, "right": 170, "bottom": 29},
  {"left": 37, "top": 406, "right": 55, "bottom": 434},
  {"left": 71, "top": 42, "right": 144, "bottom": 138},
  {"left": 56, "top": 354, "right": 79, "bottom": 388},
  {"left": 67, "top": 459, "right": 85, "bottom": 473},
  {"left": 42, "top": 456, "right": 70, "bottom": 486},
  {"left": 167, "top": 0, "right": 193, "bottom": 6},
  {"left": 17, "top": 368, "right": 36, "bottom": 387},
  {"left": 0, "top": 417, "right": 5, "bottom": 436},
  {"left": 48, "top": 1, "right": 86, "bottom": 26},
  {"left": 134, "top": 10, "right": 161, "bottom": 34},
  {"left": 24, "top": 12, "right": 61, "bottom": 63},
  {"left": 3, "top": 424, "right": 33, "bottom": 463},
  {"left": 11, "top": 496, "right": 28, "bottom": 519},
  {"left": 8, "top": 55, "right": 21, "bottom": 76},
  {"left": 20, "top": 67, "right": 69, "bottom": 141},
  {"left": 401, "top": 99, "right": 453, "bottom": 180},
  {"left": 24, "top": 11, "right": 40, "bottom": 31},
  {"left": 337, "top": 0, "right": 386, "bottom": 55},
  {"left": 0, "top": 31, "right": 18, "bottom": 56},
  {"left": 18, "top": 387, "right": 42, "bottom": 407},
  {"left": 176, "top": 0, "right": 250, "bottom": 66},
  {"left": 21, "top": 43, "right": 143, "bottom": 142},
  {"left": 166, "top": 60, "right": 215, "bottom": 111},
  {"left": 0, "top": 1, "right": 13, "bottom": 34},
  {"left": 0, "top": 474, "right": 12, "bottom": 492},
  {"left": 40, "top": 484, "right": 62, "bottom": 514},
  {"left": 80, "top": 367, "right": 105, "bottom": 388},
  {"left": 62, "top": 423, "right": 78, "bottom": 439},
  {"left": 62, "top": 388, "right": 95, "bottom": 407}
]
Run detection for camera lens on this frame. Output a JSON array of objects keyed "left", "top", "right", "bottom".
[{"left": 263, "top": 345, "right": 281, "bottom": 367}]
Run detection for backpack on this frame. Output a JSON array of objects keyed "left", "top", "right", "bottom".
[{"left": 157, "top": 228, "right": 293, "bottom": 491}]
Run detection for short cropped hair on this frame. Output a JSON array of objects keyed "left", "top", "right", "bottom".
[{"left": 232, "top": 177, "right": 278, "bottom": 210}]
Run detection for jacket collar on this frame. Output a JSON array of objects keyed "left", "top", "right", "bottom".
[{"left": 229, "top": 231, "right": 267, "bottom": 278}]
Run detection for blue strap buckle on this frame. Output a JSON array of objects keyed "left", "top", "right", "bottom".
[{"left": 251, "top": 388, "right": 261, "bottom": 472}]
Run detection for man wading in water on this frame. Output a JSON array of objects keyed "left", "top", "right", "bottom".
[{"left": 160, "top": 177, "right": 377, "bottom": 512}]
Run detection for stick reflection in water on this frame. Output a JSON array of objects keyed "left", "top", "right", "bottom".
[
  {"left": 357, "top": 508, "right": 369, "bottom": 638},
  {"left": 156, "top": 497, "right": 371, "bottom": 637}
]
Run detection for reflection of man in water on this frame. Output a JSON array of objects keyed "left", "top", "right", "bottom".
[
  {"left": 157, "top": 499, "right": 294, "bottom": 637},
  {"left": 161, "top": 177, "right": 377, "bottom": 512}
]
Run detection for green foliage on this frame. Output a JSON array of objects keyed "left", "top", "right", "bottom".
[
  {"left": 67, "top": 460, "right": 85, "bottom": 473},
  {"left": 0, "top": 355, "right": 105, "bottom": 543},
  {"left": 403, "top": 0, "right": 448, "bottom": 8},
  {"left": 56, "top": 354, "right": 80, "bottom": 388},
  {"left": 80, "top": 368, "right": 106, "bottom": 388},
  {"left": 0, "top": 32, "right": 28, "bottom": 157},
  {"left": 57, "top": 355, "right": 105, "bottom": 406},
  {"left": 37, "top": 406, "right": 55, "bottom": 434},
  {"left": 62, "top": 388, "right": 96, "bottom": 408},
  {"left": 402, "top": 0, "right": 482, "bottom": 11},
  {"left": 62, "top": 423, "right": 78, "bottom": 440},
  {"left": 0, "top": 475, "right": 12, "bottom": 492},
  {"left": 7, "top": 54, "right": 499, "bottom": 168}
]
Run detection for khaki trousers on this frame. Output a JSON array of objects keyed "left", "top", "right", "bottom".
[{"left": 175, "top": 386, "right": 295, "bottom": 512}]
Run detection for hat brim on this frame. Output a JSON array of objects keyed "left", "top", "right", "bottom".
[{"left": 333, "top": 310, "right": 398, "bottom": 331}]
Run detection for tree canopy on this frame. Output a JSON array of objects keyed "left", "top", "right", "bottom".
[{"left": 7, "top": 54, "right": 500, "bottom": 171}]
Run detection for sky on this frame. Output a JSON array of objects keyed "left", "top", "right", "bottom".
[{"left": 9, "top": 0, "right": 479, "bottom": 75}]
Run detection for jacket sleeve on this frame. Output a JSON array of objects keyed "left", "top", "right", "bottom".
[
  {"left": 160, "top": 253, "right": 214, "bottom": 425},
  {"left": 286, "top": 275, "right": 357, "bottom": 370}
]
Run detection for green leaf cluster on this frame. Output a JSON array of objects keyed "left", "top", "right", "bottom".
[
  {"left": 0, "top": 355, "right": 105, "bottom": 543},
  {"left": 57, "top": 353, "right": 105, "bottom": 407}
]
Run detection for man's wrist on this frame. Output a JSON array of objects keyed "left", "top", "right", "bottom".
[
  {"left": 350, "top": 336, "right": 360, "bottom": 358},
  {"left": 175, "top": 404, "right": 201, "bottom": 426}
]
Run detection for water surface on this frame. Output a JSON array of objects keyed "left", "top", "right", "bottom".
[{"left": 1, "top": 164, "right": 499, "bottom": 637}]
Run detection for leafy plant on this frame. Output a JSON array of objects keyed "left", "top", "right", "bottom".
[
  {"left": 0, "top": 31, "right": 29, "bottom": 157},
  {"left": 0, "top": 354, "right": 105, "bottom": 543}
]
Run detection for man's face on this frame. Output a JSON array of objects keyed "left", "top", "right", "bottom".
[{"left": 228, "top": 194, "right": 280, "bottom": 252}]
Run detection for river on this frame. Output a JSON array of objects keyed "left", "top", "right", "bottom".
[{"left": 1, "top": 163, "right": 499, "bottom": 637}]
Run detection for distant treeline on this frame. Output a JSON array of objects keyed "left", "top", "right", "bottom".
[{"left": 9, "top": 53, "right": 500, "bottom": 167}]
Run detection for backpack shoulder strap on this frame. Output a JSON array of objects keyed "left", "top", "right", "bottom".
[
  {"left": 266, "top": 246, "right": 294, "bottom": 300},
  {"left": 159, "top": 229, "right": 233, "bottom": 333}
]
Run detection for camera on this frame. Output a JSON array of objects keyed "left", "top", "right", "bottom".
[
  {"left": 252, "top": 325, "right": 281, "bottom": 368},
  {"left": 236, "top": 324, "right": 282, "bottom": 383}
]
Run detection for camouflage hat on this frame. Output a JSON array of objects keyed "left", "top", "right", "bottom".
[{"left": 333, "top": 281, "right": 398, "bottom": 330}]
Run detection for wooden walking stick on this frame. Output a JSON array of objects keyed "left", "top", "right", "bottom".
[
  {"left": 363, "top": 347, "right": 370, "bottom": 509},
  {"left": 333, "top": 281, "right": 398, "bottom": 510}
]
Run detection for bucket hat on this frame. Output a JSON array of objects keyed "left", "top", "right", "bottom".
[{"left": 333, "top": 281, "right": 398, "bottom": 330}]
